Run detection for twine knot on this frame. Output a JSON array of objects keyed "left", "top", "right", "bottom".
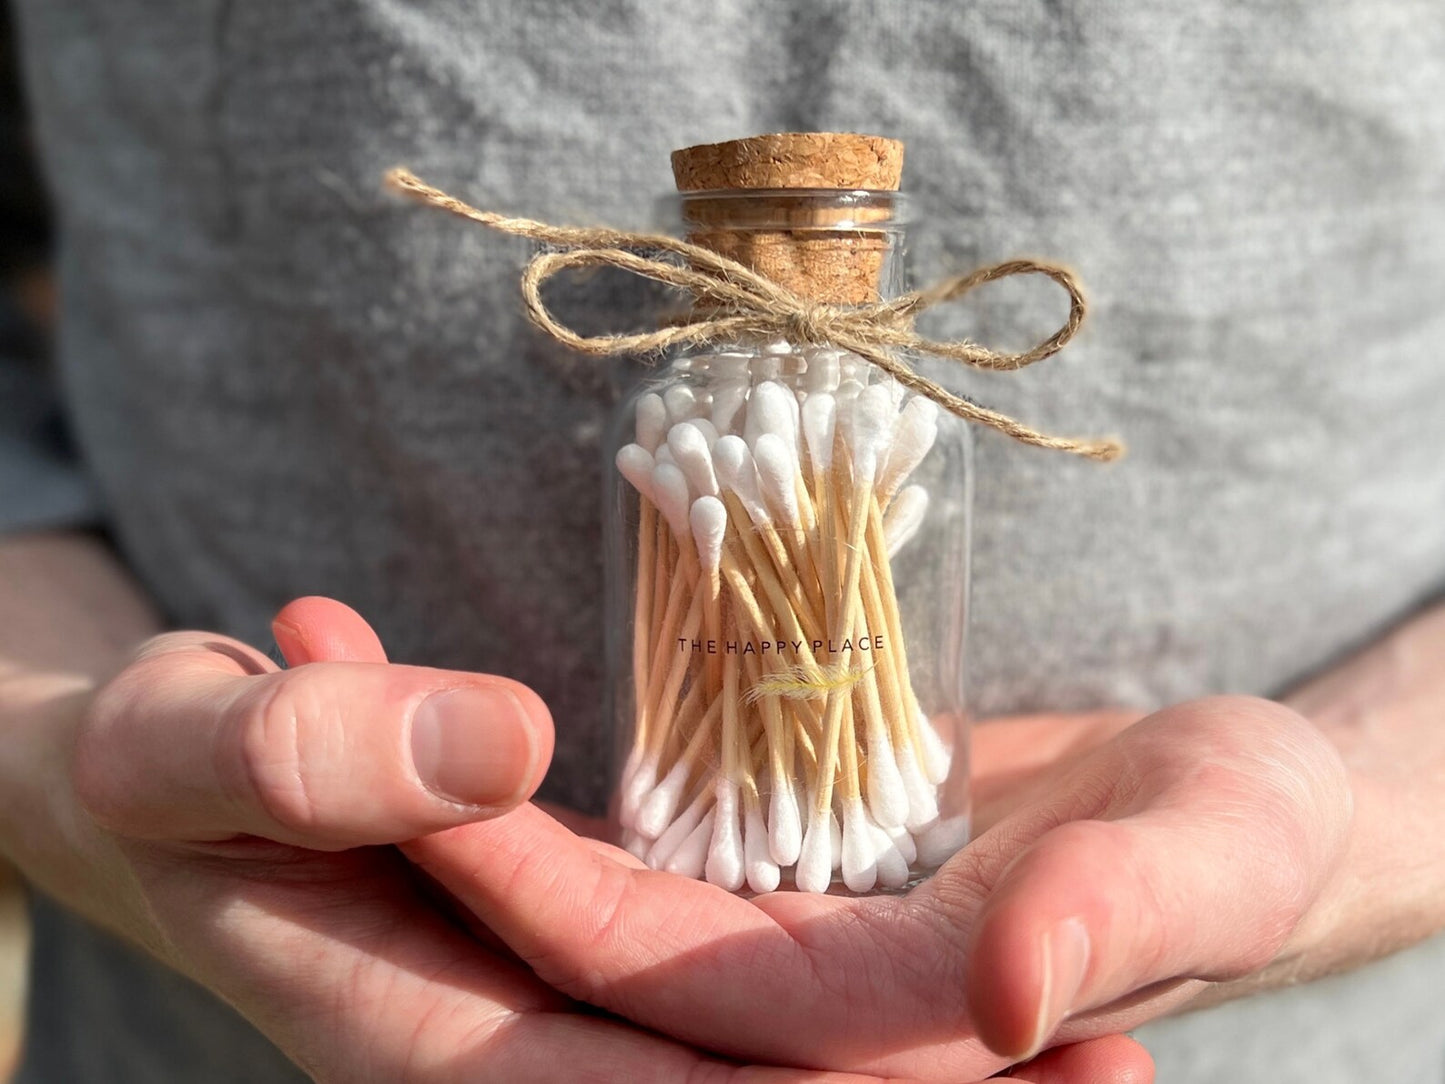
[
  {"left": 385, "top": 168, "right": 1124, "bottom": 462},
  {"left": 783, "top": 305, "right": 842, "bottom": 346}
]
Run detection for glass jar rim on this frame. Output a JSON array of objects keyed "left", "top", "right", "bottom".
[{"left": 658, "top": 188, "right": 912, "bottom": 232}]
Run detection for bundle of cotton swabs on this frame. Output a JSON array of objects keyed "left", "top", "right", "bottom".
[{"left": 616, "top": 345, "right": 966, "bottom": 894}]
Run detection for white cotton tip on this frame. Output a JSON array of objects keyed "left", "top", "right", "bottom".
[
  {"left": 712, "top": 436, "right": 771, "bottom": 526},
  {"left": 794, "top": 809, "right": 834, "bottom": 894},
  {"left": 784, "top": 383, "right": 802, "bottom": 453},
  {"left": 711, "top": 381, "right": 749, "bottom": 436},
  {"left": 752, "top": 434, "right": 802, "bottom": 528},
  {"left": 878, "top": 396, "right": 939, "bottom": 499},
  {"left": 848, "top": 383, "right": 897, "bottom": 485},
  {"left": 744, "top": 802, "right": 781, "bottom": 893},
  {"left": 761, "top": 337, "right": 793, "bottom": 355},
  {"left": 868, "top": 819, "right": 911, "bottom": 890},
  {"left": 668, "top": 422, "right": 720, "bottom": 499},
  {"left": 914, "top": 815, "right": 971, "bottom": 870},
  {"left": 916, "top": 710, "right": 953, "bottom": 786},
  {"left": 618, "top": 748, "right": 659, "bottom": 829},
  {"left": 886, "top": 822, "right": 918, "bottom": 866},
  {"left": 863, "top": 733, "right": 909, "bottom": 830},
  {"left": 615, "top": 444, "right": 657, "bottom": 504},
  {"left": 800, "top": 392, "right": 837, "bottom": 475},
  {"left": 745, "top": 381, "right": 798, "bottom": 448},
  {"left": 689, "top": 496, "right": 728, "bottom": 572},
  {"left": 635, "top": 393, "right": 668, "bottom": 454},
  {"left": 646, "top": 791, "right": 708, "bottom": 869},
  {"left": 767, "top": 774, "right": 803, "bottom": 866},
  {"left": 897, "top": 740, "right": 941, "bottom": 831},
  {"left": 653, "top": 443, "right": 676, "bottom": 468},
  {"left": 651, "top": 462, "right": 693, "bottom": 541},
  {"left": 623, "top": 830, "right": 651, "bottom": 862},
  {"left": 879, "top": 375, "right": 906, "bottom": 411},
  {"left": 665, "top": 807, "right": 717, "bottom": 879},
  {"left": 841, "top": 799, "right": 879, "bottom": 893},
  {"left": 804, "top": 348, "right": 842, "bottom": 393},
  {"left": 636, "top": 758, "right": 690, "bottom": 839},
  {"left": 663, "top": 385, "right": 701, "bottom": 424},
  {"left": 883, "top": 485, "right": 930, "bottom": 557},
  {"left": 692, "top": 417, "right": 721, "bottom": 445},
  {"left": 705, "top": 780, "right": 746, "bottom": 891},
  {"left": 839, "top": 352, "right": 868, "bottom": 382}
]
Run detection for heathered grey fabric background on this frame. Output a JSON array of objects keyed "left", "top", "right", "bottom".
[{"left": 6, "top": 1, "right": 1445, "bottom": 1080}]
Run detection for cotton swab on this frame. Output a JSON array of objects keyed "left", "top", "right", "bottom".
[
  {"left": 869, "top": 818, "right": 911, "bottom": 889},
  {"left": 883, "top": 484, "right": 929, "bottom": 557},
  {"left": 752, "top": 434, "right": 803, "bottom": 529},
  {"left": 665, "top": 807, "right": 717, "bottom": 878},
  {"left": 712, "top": 381, "right": 749, "bottom": 435},
  {"left": 916, "top": 708, "right": 953, "bottom": 786},
  {"left": 914, "top": 815, "right": 971, "bottom": 871},
  {"left": 663, "top": 385, "right": 702, "bottom": 424},
  {"left": 896, "top": 738, "right": 941, "bottom": 831},
  {"left": 745, "top": 380, "right": 798, "bottom": 450},
  {"left": 767, "top": 769, "right": 803, "bottom": 866},
  {"left": 795, "top": 804, "right": 834, "bottom": 893},
  {"left": 706, "top": 778, "right": 746, "bottom": 890},
  {"left": 669, "top": 422, "right": 720, "bottom": 499},
  {"left": 635, "top": 393, "right": 668, "bottom": 454},
  {"left": 744, "top": 800, "right": 781, "bottom": 892},
  {"left": 651, "top": 462, "right": 693, "bottom": 544},
  {"left": 615, "top": 444, "right": 657, "bottom": 502},
  {"left": 878, "top": 396, "right": 938, "bottom": 502},
  {"left": 841, "top": 796, "right": 878, "bottom": 893},
  {"left": 647, "top": 789, "right": 711, "bottom": 869}
]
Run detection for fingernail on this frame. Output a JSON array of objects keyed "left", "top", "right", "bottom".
[
  {"left": 1024, "top": 917, "right": 1090, "bottom": 1059},
  {"left": 411, "top": 686, "right": 539, "bottom": 807}
]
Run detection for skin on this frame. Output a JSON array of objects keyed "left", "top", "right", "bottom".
[
  {"left": 401, "top": 599, "right": 1445, "bottom": 1080},
  {"left": 0, "top": 532, "right": 1152, "bottom": 1083}
]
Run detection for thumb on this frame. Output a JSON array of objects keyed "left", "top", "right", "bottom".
[
  {"left": 955, "top": 697, "right": 1350, "bottom": 1060},
  {"left": 74, "top": 632, "right": 554, "bottom": 849}
]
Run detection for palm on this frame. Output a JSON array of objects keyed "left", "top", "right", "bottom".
[{"left": 405, "top": 698, "right": 1346, "bottom": 1080}]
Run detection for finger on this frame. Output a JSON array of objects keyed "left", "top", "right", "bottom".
[
  {"left": 957, "top": 697, "right": 1351, "bottom": 1059},
  {"left": 151, "top": 852, "right": 907, "bottom": 1084},
  {"left": 402, "top": 807, "right": 1008, "bottom": 1078},
  {"left": 74, "top": 633, "right": 555, "bottom": 847},
  {"left": 1001, "top": 1035, "right": 1154, "bottom": 1084},
  {"left": 272, "top": 595, "right": 388, "bottom": 665}
]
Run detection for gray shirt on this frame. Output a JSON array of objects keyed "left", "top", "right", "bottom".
[{"left": 8, "top": 1, "right": 1445, "bottom": 1080}]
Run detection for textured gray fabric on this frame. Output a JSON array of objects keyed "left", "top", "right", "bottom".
[{"left": 7, "top": 0, "right": 1445, "bottom": 1080}]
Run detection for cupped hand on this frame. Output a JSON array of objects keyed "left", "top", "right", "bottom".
[
  {"left": 23, "top": 596, "right": 924, "bottom": 1083},
  {"left": 403, "top": 696, "right": 1351, "bottom": 1080}
]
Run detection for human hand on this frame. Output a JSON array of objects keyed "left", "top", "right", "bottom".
[
  {"left": 5, "top": 594, "right": 935, "bottom": 1082},
  {"left": 403, "top": 696, "right": 1351, "bottom": 1080}
]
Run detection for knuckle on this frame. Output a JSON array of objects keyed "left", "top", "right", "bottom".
[
  {"left": 236, "top": 671, "right": 322, "bottom": 837},
  {"left": 70, "top": 665, "right": 155, "bottom": 832}
]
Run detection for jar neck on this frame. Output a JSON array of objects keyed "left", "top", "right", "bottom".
[{"left": 667, "top": 188, "right": 910, "bottom": 305}]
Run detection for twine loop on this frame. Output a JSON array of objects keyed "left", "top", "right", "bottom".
[{"left": 385, "top": 167, "right": 1123, "bottom": 461}]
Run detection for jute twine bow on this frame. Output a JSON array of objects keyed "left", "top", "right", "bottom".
[{"left": 386, "top": 168, "right": 1124, "bottom": 461}]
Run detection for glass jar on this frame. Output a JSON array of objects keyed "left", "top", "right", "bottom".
[{"left": 605, "top": 164, "right": 972, "bottom": 896}]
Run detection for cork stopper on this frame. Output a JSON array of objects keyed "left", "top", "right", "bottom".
[{"left": 671, "top": 133, "right": 904, "bottom": 305}]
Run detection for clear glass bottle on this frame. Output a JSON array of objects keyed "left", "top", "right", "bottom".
[{"left": 606, "top": 134, "right": 971, "bottom": 895}]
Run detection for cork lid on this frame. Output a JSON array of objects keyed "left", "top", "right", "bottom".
[{"left": 671, "top": 133, "right": 905, "bottom": 304}]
